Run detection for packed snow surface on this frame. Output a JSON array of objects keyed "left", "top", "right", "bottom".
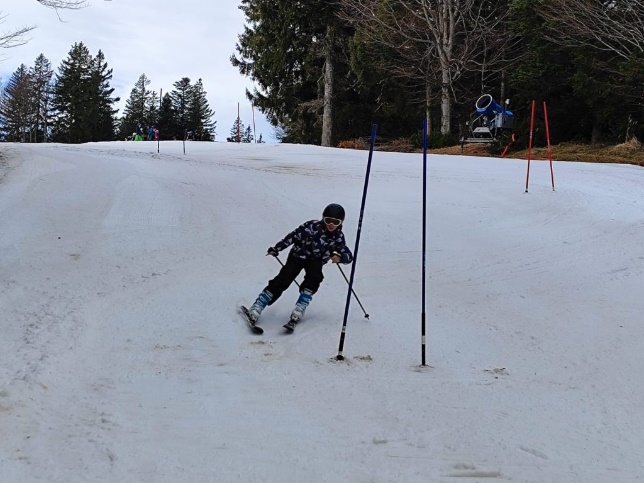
[{"left": 1, "top": 141, "right": 643, "bottom": 482}]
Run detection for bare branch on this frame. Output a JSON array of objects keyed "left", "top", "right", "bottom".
[
  {"left": 0, "top": 12, "right": 35, "bottom": 49},
  {"left": 540, "top": 0, "right": 644, "bottom": 61},
  {"left": 37, "top": 0, "right": 88, "bottom": 9},
  {"left": 1, "top": 1, "right": 95, "bottom": 51},
  {"left": 337, "top": 0, "right": 516, "bottom": 134}
]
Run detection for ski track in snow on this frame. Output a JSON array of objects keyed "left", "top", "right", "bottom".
[{"left": 1, "top": 141, "right": 643, "bottom": 482}]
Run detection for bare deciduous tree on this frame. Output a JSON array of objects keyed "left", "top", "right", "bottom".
[
  {"left": 38, "top": 0, "right": 88, "bottom": 8},
  {"left": 1, "top": 1, "right": 92, "bottom": 50},
  {"left": 321, "top": 25, "right": 335, "bottom": 147},
  {"left": 338, "top": 0, "right": 439, "bottom": 130},
  {"left": 0, "top": 13, "right": 33, "bottom": 49},
  {"left": 539, "top": 0, "right": 644, "bottom": 62},
  {"left": 540, "top": 0, "right": 644, "bottom": 130},
  {"left": 338, "top": 0, "right": 514, "bottom": 135}
]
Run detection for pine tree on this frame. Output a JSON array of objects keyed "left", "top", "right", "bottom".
[
  {"left": 242, "top": 124, "right": 253, "bottom": 143},
  {"left": 228, "top": 117, "right": 244, "bottom": 142},
  {"left": 50, "top": 42, "right": 118, "bottom": 143},
  {"left": 51, "top": 42, "right": 92, "bottom": 143},
  {"left": 147, "top": 90, "right": 159, "bottom": 128},
  {"left": 232, "top": 0, "right": 352, "bottom": 145},
  {"left": 170, "top": 77, "right": 192, "bottom": 140},
  {"left": 0, "top": 64, "right": 32, "bottom": 142},
  {"left": 29, "top": 54, "right": 54, "bottom": 142},
  {"left": 187, "top": 79, "right": 216, "bottom": 141},
  {"left": 157, "top": 92, "right": 176, "bottom": 140},
  {"left": 118, "top": 74, "right": 158, "bottom": 139},
  {"left": 89, "top": 49, "right": 119, "bottom": 141}
]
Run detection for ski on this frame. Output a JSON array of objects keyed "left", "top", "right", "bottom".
[
  {"left": 239, "top": 305, "right": 264, "bottom": 334},
  {"left": 283, "top": 318, "right": 298, "bottom": 333}
]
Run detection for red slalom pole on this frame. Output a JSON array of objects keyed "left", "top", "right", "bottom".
[
  {"left": 543, "top": 101, "right": 555, "bottom": 191},
  {"left": 525, "top": 100, "right": 536, "bottom": 193}
]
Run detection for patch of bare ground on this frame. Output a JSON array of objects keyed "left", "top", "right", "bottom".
[{"left": 339, "top": 138, "right": 644, "bottom": 166}]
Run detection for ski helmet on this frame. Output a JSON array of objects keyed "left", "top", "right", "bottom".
[{"left": 322, "top": 203, "right": 345, "bottom": 221}]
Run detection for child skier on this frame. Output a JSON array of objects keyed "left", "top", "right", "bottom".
[{"left": 246, "top": 203, "right": 353, "bottom": 329}]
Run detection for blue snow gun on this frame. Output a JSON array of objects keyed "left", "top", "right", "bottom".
[
  {"left": 461, "top": 94, "right": 515, "bottom": 146},
  {"left": 475, "top": 94, "right": 513, "bottom": 130},
  {"left": 476, "top": 94, "right": 511, "bottom": 118}
]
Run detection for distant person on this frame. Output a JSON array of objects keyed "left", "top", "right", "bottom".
[
  {"left": 242, "top": 203, "right": 353, "bottom": 331},
  {"left": 154, "top": 128, "right": 159, "bottom": 141},
  {"left": 148, "top": 126, "right": 154, "bottom": 141}
]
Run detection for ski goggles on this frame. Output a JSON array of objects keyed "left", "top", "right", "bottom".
[{"left": 323, "top": 217, "right": 342, "bottom": 227}]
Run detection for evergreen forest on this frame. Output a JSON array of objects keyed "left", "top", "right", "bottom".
[
  {"left": 232, "top": 0, "right": 643, "bottom": 148},
  {"left": 1, "top": 0, "right": 642, "bottom": 148},
  {"left": 0, "top": 43, "right": 217, "bottom": 143}
]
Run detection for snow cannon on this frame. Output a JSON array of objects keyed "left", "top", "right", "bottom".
[
  {"left": 476, "top": 94, "right": 507, "bottom": 118},
  {"left": 461, "top": 94, "right": 514, "bottom": 148}
]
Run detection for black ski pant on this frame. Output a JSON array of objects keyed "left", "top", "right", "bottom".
[{"left": 265, "top": 255, "right": 324, "bottom": 304}]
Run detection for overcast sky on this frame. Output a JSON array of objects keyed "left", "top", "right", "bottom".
[{"left": 0, "top": 0, "right": 275, "bottom": 142}]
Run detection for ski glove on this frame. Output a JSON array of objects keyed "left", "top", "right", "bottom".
[{"left": 267, "top": 246, "right": 279, "bottom": 257}]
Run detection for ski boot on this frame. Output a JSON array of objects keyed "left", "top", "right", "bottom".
[
  {"left": 248, "top": 290, "right": 272, "bottom": 322},
  {"left": 284, "top": 289, "right": 313, "bottom": 331}
]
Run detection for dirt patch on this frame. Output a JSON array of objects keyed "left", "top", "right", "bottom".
[{"left": 419, "top": 141, "right": 643, "bottom": 165}]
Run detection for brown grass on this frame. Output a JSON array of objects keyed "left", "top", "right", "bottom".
[
  {"left": 431, "top": 140, "right": 644, "bottom": 166},
  {"left": 338, "top": 138, "right": 644, "bottom": 166},
  {"left": 500, "top": 140, "right": 643, "bottom": 166}
]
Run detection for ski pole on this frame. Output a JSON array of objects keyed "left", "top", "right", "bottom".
[
  {"left": 274, "top": 254, "right": 368, "bottom": 318},
  {"left": 336, "top": 264, "right": 369, "bottom": 319},
  {"left": 274, "top": 255, "right": 301, "bottom": 288}
]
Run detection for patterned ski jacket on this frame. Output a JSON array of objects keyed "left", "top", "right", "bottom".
[{"left": 274, "top": 220, "right": 353, "bottom": 264}]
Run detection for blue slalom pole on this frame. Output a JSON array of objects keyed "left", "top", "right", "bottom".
[
  {"left": 336, "top": 124, "right": 377, "bottom": 361},
  {"left": 421, "top": 118, "right": 428, "bottom": 366}
]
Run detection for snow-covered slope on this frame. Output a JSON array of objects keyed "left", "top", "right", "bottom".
[{"left": 1, "top": 141, "right": 643, "bottom": 482}]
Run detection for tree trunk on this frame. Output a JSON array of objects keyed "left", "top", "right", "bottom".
[
  {"left": 500, "top": 69, "right": 506, "bottom": 104},
  {"left": 321, "top": 25, "right": 334, "bottom": 147},
  {"left": 425, "top": 80, "right": 433, "bottom": 133},
  {"left": 440, "top": 67, "right": 451, "bottom": 135}
]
